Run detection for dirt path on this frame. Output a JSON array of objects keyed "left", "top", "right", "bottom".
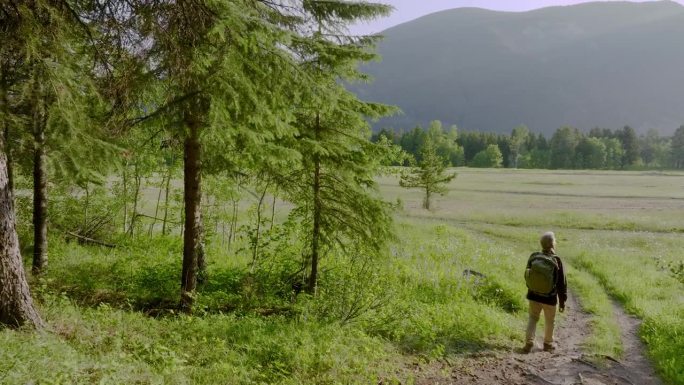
[{"left": 415, "top": 292, "right": 662, "bottom": 385}]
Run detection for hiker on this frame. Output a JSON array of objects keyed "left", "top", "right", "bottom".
[{"left": 522, "top": 231, "right": 567, "bottom": 353}]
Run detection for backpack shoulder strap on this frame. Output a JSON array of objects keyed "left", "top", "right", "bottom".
[{"left": 549, "top": 255, "right": 560, "bottom": 269}]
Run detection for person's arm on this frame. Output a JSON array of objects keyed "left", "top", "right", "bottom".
[{"left": 555, "top": 256, "right": 568, "bottom": 311}]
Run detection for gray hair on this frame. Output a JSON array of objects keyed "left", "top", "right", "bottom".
[{"left": 540, "top": 231, "right": 556, "bottom": 252}]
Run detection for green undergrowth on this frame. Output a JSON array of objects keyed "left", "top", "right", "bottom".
[
  {"left": 0, "top": 295, "right": 394, "bottom": 385},
  {"left": 2, "top": 221, "right": 529, "bottom": 384},
  {"left": 377, "top": 220, "right": 526, "bottom": 357}
]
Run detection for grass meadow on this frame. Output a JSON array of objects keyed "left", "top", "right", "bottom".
[
  {"left": 1, "top": 168, "right": 683, "bottom": 384},
  {"left": 384, "top": 168, "right": 684, "bottom": 384}
]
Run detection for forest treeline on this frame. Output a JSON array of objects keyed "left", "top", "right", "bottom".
[
  {"left": 0, "top": 0, "right": 399, "bottom": 328},
  {"left": 373, "top": 121, "right": 684, "bottom": 170}
]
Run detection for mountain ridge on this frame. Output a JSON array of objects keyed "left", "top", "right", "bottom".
[{"left": 355, "top": 1, "right": 684, "bottom": 135}]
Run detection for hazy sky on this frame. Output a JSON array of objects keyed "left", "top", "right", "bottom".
[{"left": 351, "top": 0, "right": 684, "bottom": 34}]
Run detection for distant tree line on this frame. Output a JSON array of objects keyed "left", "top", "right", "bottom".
[{"left": 373, "top": 122, "right": 684, "bottom": 170}]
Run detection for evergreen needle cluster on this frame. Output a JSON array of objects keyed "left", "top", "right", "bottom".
[
  {"left": 0, "top": 0, "right": 397, "bottom": 327},
  {"left": 400, "top": 139, "right": 456, "bottom": 210}
]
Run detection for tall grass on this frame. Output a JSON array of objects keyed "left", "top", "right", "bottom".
[
  {"left": 1, "top": 220, "right": 532, "bottom": 384},
  {"left": 1, "top": 295, "right": 396, "bottom": 385},
  {"left": 568, "top": 237, "right": 684, "bottom": 384},
  {"left": 4, "top": 169, "right": 683, "bottom": 384},
  {"left": 389, "top": 168, "right": 684, "bottom": 384},
  {"left": 564, "top": 265, "right": 622, "bottom": 357},
  {"left": 453, "top": 222, "right": 623, "bottom": 358}
]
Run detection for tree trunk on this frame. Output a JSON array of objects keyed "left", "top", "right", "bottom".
[
  {"left": 150, "top": 174, "right": 165, "bottom": 236},
  {"left": 197, "top": 210, "right": 206, "bottom": 285},
  {"left": 83, "top": 183, "right": 89, "bottom": 232},
  {"left": 270, "top": 193, "right": 276, "bottom": 230},
  {"left": 32, "top": 95, "right": 48, "bottom": 275},
  {"left": 128, "top": 162, "right": 141, "bottom": 236},
  {"left": 228, "top": 198, "right": 238, "bottom": 251},
  {"left": 4, "top": 124, "right": 11, "bottom": 198},
  {"left": 512, "top": 151, "right": 519, "bottom": 169},
  {"left": 1, "top": 79, "right": 12, "bottom": 198},
  {"left": 307, "top": 113, "right": 323, "bottom": 294},
  {"left": 424, "top": 186, "right": 431, "bottom": 210},
  {"left": 162, "top": 165, "right": 172, "bottom": 235},
  {"left": 122, "top": 164, "right": 128, "bottom": 233},
  {"left": 221, "top": 203, "right": 227, "bottom": 246},
  {"left": 180, "top": 119, "right": 202, "bottom": 312},
  {"left": 307, "top": 159, "right": 322, "bottom": 294},
  {"left": 251, "top": 186, "right": 268, "bottom": 272},
  {"left": 0, "top": 134, "right": 43, "bottom": 328}
]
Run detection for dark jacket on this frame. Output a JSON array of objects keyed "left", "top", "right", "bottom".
[{"left": 526, "top": 252, "right": 567, "bottom": 307}]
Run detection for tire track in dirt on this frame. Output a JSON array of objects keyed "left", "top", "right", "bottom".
[
  {"left": 414, "top": 291, "right": 662, "bottom": 385},
  {"left": 610, "top": 300, "right": 662, "bottom": 385}
]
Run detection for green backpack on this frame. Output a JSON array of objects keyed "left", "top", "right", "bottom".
[{"left": 525, "top": 253, "right": 559, "bottom": 295}]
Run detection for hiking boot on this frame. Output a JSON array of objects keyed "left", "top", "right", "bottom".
[
  {"left": 521, "top": 342, "right": 534, "bottom": 354},
  {"left": 543, "top": 343, "right": 555, "bottom": 352}
]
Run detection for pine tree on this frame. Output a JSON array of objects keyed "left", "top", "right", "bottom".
[
  {"left": 671, "top": 126, "right": 684, "bottom": 169},
  {"left": 283, "top": 0, "right": 395, "bottom": 294},
  {"left": 550, "top": 126, "right": 581, "bottom": 169},
  {"left": 510, "top": 125, "right": 530, "bottom": 168},
  {"left": 0, "top": 3, "right": 42, "bottom": 325},
  {"left": 3, "top": 0, "right": 117, "bottom": 275},
  {"left": 0, "top": 128, "right": 43, "bottom": 328},
  {"left": 400, "top": 140, "right": 456, "bottom": 210},
  {"left": 129, "top": 0, "right": 315, "bottom": 311},
  {"left": 618, "top": 125, "right": 640, "bottom": 168}
]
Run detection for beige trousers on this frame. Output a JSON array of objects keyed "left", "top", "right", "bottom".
[{"left": 526, "top": 300, "right": 557, "bottom": 344}]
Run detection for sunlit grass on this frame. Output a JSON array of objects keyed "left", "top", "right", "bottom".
[
  {"left": 385, "top": 168, "right": 684, "bottom": 384},
  {"left": 565, "top": 265, "right": 622, "bottom": 357},
  {"left": 2, "top": 168, "right": 684, "bottom": 384},
  {"left": 565, "top": 233, "right": 684, "bottom": 383}
]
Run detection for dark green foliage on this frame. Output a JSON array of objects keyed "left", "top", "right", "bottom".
[
  {"left": 639, "top": 129, "right": 671, "bottom": 168},
  {"left": 509, "top": 125, "right": 529, "bottom": 168},
  {"left": 381, "top": 123, "right": 684, "bottom": 170},
  {"left": 397, "top": 126, "right": 427, "bottom": 163},
  {"left": 618, "top": 126, "right": 640, "bottom": 169},
  {"left": 427, "top": 121, "right": 465, "bottom": 167},
  {"left": 458, "top": 131, "right": 508, "bottom": 166},
  {"left": 671, "top": 126, "right": 684, "bottom": 169},
  {"left": 377, "top": 122, "right": 464, "bottom": 166},
  {"left": 114, "top": 0, "right": 337, "bottom": 309},
  {"left": 550, "top": 127, "right": 581, "bottom": 169},
  {"left": 1, "top": 0, "right": 119, "bottom": 278},
  {"left": 472, "top": 280, "right": 521, "bottom": 314},
  {"left": 400, "top": 140, "right": 456, "bottom": 210},
  {"left": 274, "top": 1, "right": 397, "bottom": 293},
  {"left": 470, "top": 144, "right": 503, "bottom": 168},
  {"left": 575, "top": 137, "right": 607, "bottom": 169}
]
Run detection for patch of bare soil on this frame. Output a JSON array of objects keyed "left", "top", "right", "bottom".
[{"left": 414, "top": 292, "right": 662, "bottom": 385}]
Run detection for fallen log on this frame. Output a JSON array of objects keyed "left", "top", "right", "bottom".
[{"left": 66, "top": 231, "right": 117, "bottom": 248}]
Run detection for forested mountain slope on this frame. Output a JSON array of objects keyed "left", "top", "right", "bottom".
[{"left": 354, "top": 1, "right": 684, "bottom": 135}]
